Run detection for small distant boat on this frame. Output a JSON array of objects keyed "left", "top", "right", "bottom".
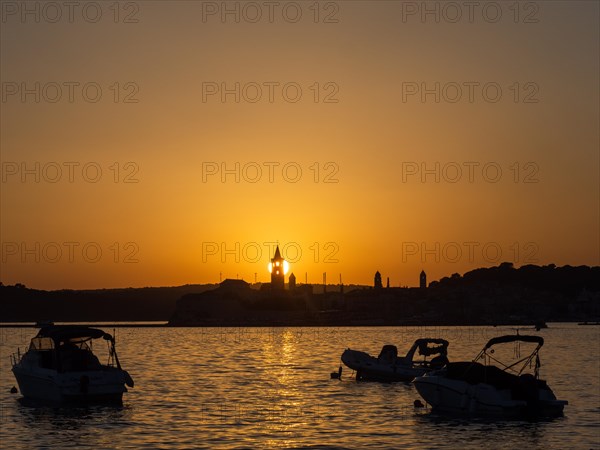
[
  {"left": 11, "top": 324, "right": 134, "bottom": 403},
  {"left": 340, "top": 338, "right": 449, "bottom": 382},
  {"left": 534, "top": 320, "right": 548, "bottom": 331},
  {"left": 414, "top": 335, "right": 567, "bottom": 417}
]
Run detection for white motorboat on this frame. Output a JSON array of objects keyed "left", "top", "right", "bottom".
[
  {"left": 11, "top": 324, "right": 134, "bottom": 403},
  {"left": 414, "top": 335, "right": 567, "bottom": 417},
  {"left": 340, "top": 338, "right": 449, "bottom": 382}
]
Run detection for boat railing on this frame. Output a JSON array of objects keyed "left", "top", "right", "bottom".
[{"left": 10, "top": 347, "right": 22, "bottom": 366}]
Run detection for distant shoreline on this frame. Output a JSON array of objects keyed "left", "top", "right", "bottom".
[
  {"left": 2, "top": 264, "right": 598, "bottom": 326},
  {"left": 0, "top": 322, "right": 169, "bottom": 328},
  {"left": 1, "top": 321, "right": 597, "bottom": 328}
]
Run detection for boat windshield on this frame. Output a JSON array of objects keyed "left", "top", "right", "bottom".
[
  {"left": 29, "top": 337, "right": 54, "bottom": 351},
  {"left": 63, "top": 337, "right": 93, "bottom": 350}
]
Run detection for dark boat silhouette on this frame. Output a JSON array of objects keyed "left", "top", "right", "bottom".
[
  {"left": 11, "top": 324, "right": 134, "bottom": 403},
  {"left": 340, "top": 338, "right": 449, "bottom": 382},
  {"left": 414, "top": 335, "right": 567, "bottom": 417}
]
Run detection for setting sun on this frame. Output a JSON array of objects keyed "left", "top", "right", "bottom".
[{"left": 267, "top": 260, "right": 290, "bottom": 275}]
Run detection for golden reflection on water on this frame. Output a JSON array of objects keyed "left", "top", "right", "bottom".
[
  {"left": 259, "top": 329, "right": 311, "bottom": 435},
  {"left": 0, "top": 325, "right": 597, "bottom": 449}
]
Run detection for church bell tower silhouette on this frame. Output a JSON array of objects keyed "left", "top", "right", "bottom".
[{"left": 271, "top": 246, "right": 285, "bottom": 290}]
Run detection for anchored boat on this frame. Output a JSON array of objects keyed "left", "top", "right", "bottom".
[
  {"left": 11, "top": 324, "right": 134, "bottom": 403},
  {"left": 414, "top": 335, "right": 567, "bottom": 417},
  {"left": 340, "top": 338, "right": 449, "bottom": 382}
]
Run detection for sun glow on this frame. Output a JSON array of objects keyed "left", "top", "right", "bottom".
[{"left": 268, "top": 260, "right": 290, "bottom": 275}]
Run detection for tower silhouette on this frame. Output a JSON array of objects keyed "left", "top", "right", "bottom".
[
  {"left": 374, "top": 271, "right": 383, "bottom": 289},
  {"left": 420, "top": 270, "right": 427, "bottom": 289},
  {"left": 271, "top": 246, "right": 285, "bottom": 290},
  {"left": 289, "top": 272, "right": 296, "bottom": 291}
]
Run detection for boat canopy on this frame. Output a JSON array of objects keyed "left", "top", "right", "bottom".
[
  {"left": 483, "top": 335, "right": 544, "bottom": 350},
  {"left": 36, "top": 325, "right": 113, "bottom": 343}
]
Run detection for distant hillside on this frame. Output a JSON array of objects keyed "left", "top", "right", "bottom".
[
  {"left": 0, "top": 284, "right": 217, "bottom": 322},
  {"left": 432, "top": 263, "right": 600, "bottom": 293},
  {"left": 421, "top": 263, "right": 600, "bottom": 324}
]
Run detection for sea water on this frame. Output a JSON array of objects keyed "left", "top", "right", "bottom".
[{"left": 0, "top": 324, "right": 598, "bottom": 449}]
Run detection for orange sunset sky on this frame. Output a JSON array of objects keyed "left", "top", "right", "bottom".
[{"left": 1, "top": 1, "right": 598, "bottom": 289}]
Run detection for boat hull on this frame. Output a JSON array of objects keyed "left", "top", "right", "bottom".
[
  {"left": 414, "top": 375, "right": 567, "bottom": 417},
  {"left": 12, "top": 366, "right": 127, "bottom": 404},
  {"left": 341, "top": 349, "right": 427, "bottom": 382}
]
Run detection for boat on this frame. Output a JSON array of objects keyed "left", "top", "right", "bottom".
[
  {"left": 414, "top": 335, "right": 567, "bottom": 417},
  {"left": 11, "top": 324, "right": 134, "bottom": 403},
  {"left": 340, "top": 338, "right": 449, "bottom": 382}
]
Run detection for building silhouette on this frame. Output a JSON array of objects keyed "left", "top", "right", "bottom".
[
  {"left": 420, "top": 270, "right": 427, "bottom": 289},
  {"left": 271, "top": 246, "right": 285, "bottom": 290},
  {"left": 289, "top": 272, "right": 296, "bottom": 291},
  {"left": 374, "top": 271, "right": 383, "bottom": 289}
]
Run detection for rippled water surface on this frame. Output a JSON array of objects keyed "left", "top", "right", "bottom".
[{"left": 1, "top": 324, "right": 598, "bottom": 449}]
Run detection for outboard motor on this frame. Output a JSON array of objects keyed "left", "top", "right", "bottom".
[{"left": 124, "top": 371, "right": 134, "bottom": 388}]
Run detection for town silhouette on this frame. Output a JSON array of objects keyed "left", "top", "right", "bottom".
[{"left": 2, "top": 247, "right": 598, "bottom": 326}]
